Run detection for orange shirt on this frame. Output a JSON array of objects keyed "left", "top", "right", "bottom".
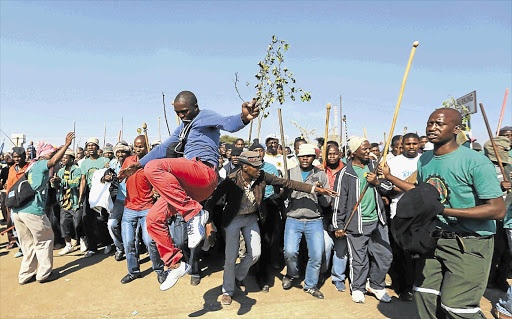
[
  {"left": 122, "top": 155, "right": 153, "bottom": 211},
  {"left": 322, "top": 160, "right": 345, "bottom": 190},
  {"left": 5, "top": 163, "right": 29, "bottom": 192}
]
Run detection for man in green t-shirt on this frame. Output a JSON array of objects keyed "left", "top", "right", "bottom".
[
  {"left": 332, "top": 137, "right": 393, "bottom": 304},
  {"left": 78, "top": 137, "right": 111, "bottom": 258},
  {"left": 381, "top": 108, "right": 505, "bottom": 318}
]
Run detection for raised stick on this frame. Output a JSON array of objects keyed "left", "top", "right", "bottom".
[
  {"left": 322, "top": 104, "right": 332, "bottom": 169},
  {"left": 278, "top": 108, "right": 289, "bottom": 179},
  {"left": 162, "top": 93, "right": 171, "bottom": 135},
  {"left": 496, "top": 88, "right": 509, "bottom": 136},
  {"left": 480, "top": 103, "right": 509, "bottom": 184},
  {"left": 158, "top": 117, "right": 162, "bottom": 141},
  {"left": 363, "top": 126, "right": 367, "bottom": 139},
  {"left": 142, "top": 123, "right": 150, "bottom": 152},
  {"left": 103, "top": 122, "right": 106, "bottom": 148},
  {"left": 73, "top": 121, "right": 76, "bottom": 151}
]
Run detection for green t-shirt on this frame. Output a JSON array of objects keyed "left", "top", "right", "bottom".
[
  {"left": 11, "top": 160, "right": 50, "bottom": 215},
  {"left": 353, "top": 165, "right": 378, "bottom": 223},
  {"left": 81, "top": 157, "right": 110, "bottom": 188},
  {"left": 418, "top": 146, "right": 503, "bottom": 235}
]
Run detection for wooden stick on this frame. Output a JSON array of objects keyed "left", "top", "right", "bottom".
[
  {"left": 162, "top": 93, "right": 171, "bottom": 135},
  {"left": 0, "top": 225, "right": 15, "bottom": 235},
  {"left": 142, "top": 123, "right": 150, "bottom": 151},
  {"left": 103, "top": 122, "right": 106, "bottom": 148},
  {"left": 380, "top": 41, "right": 419, "bottom": 165},
  {"left": 73, "top": 121, "right": 76, "bottom": 151},
  {"left": 278, "top": 108, "right": 289, "bottom": 180},
  {"left": 363, "top": 126, "right": 367, "bottom": 139},
  {"left": 118, "top": 130, "right": 121, "bottom": 142},
  {"left": 496, "top": 88, "right": 509, "bottom": 136},
  {"left": 322, "top": 104, "right": 332, "bottom": 169},
  {"left": 158, "top": 117, "right": 162, "bottom": 141},
  {"left": 248, "top": 120, "right": 253, "bottom": 145},
  {"left": 480, "top": 103, "right": 509, "bottom": 184}
]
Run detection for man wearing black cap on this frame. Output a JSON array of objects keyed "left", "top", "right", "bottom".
[{"left": 219, "top": 147, "right": 243, "bottom": 180}]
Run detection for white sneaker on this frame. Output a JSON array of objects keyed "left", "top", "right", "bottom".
[
  {"left": 187, "top": 210, "right": 209, "bottom": 249},
  {"left": 160, "top": 262, "right": 191, "bottom": 291},
  {"left": 80, "top": 237, "right": 88, "bottom": 252},
  {"left": 352, "top": 290, "right": 365, "bottom": 303},
  {"left": 58, "top": 245, "right": 74, "bottom": 256},
  {"left": 366, "top": 282, "right": 391, "bottom": 303}
]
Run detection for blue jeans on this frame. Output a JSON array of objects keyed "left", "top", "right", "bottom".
[
  {"left": 284, "top": 217, "right": 324, "bottom": 290},
  {"left": 108, "top": 199, "right": 124, "bottom": 251},
  {"left": 331, "top": 236, "right": 348, "bottom": 282},
  {"left": 121, "top": 208, "right": 164, "bottom": 275},
  {"left": 168, "top": 213, "right": 201, "bottom": 277}
]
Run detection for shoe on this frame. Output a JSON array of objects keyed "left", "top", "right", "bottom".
[
  {"left": 352, "top": 290, "right": 365, "bottom": 303},
  {"left": 121, "top": 273, "right": 140, "bottom": 284},
  {"left": 399, "top": 291, "right": 413, "bottom": 301},
  {"left": 304, "top": 287, "right": 325, "bottom": 299},
  {"left": 366, "top": 283, "right": 392, "bottom": 303},
  {"left": 221, "top": 294, "right": 232, "bottom": 305},
  {"left": 190, "top": 275, "right": 201, "bottom": 286},
  {"left": 334, "top": 281, "right": 346, "bottom": 292},
  {"left": 58, "top": 245, "right": 74, "bottom": 256},
  {"left": 235, "top": 279, "right": 245, "bottom": 290},
  {"left": 104, "top": 245, "right": 113, "bottom": 255},
  {"left": 261, "top": 284, "right": 270, "bottom": 293},
  {"left": 282, "top": 275, "right": 293, "bottom": 290},
  {"left": 84, "top": 250, "right": 96, "bottom": 258},
  {"left": 14, "top": 251, "right": 23, "bottom": 258},
  {"left": 159, "top": 262, "right": 191, "bottom": 291},
  {"left": 187, "top": 210, "right": 209, "bottom": 249},
  {"left": 19, "top": 275, "right": 36, "bottom": 285},
  {"left": 39, "top": 271, "right": 60, "bottom": 283},
  {"left": 157, "top": 271, "right": 168, "bottom": 284},
  {"left": 114, "top": 249, "right": 125, "bottom": 261},
  {"left": 80, "top": 237, "right": 88, "bottom": 252}
]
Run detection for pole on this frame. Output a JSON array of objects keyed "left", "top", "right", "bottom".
[
  {"left": 103, "top": 122, "right": 106, "bottom": 148},
  {"left": 142, "top": 123, "right": 150, "bottom": 151},
  {"left": 162, "top": 93, "right": 171, "bottom": 136},
  {"left": 248, "top": 120, "right": 253, "bottom": 145},
  {"left": 496, "top": 88, "right": 509, "bottom": 136},
  {"left": 363, "top": 126, "right": 367, "bottom": 139},
  {"left": 480, "top": 103, "right": 510, "bottom": 185},
  {"left": 344, "top": 41, "right": 420, "bottom": 233},
  {"left": 278, "top": 108, "right": 289, "bottom": 179},
  {"left": 158, "top": 117, "right": 162, "bottom": 141},
  {"left": 73, "top": 121, "right": 76, "bottom": 151},
  {"left": 322, "top": 104, "right": 331, "bottom": 169},
  {"left": 121, "top": 117, "right": 124, "bottom": 140},
  {"left": 339, "top": 95, "right": 343, "bottom": 140}
]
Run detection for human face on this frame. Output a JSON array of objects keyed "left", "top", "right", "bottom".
[
  {"left": 285, "top": 147, "right": 291, "bottom": 156},
  {"left": 231, "top": 154, "right": 240, "bottom": 166},
  {"left": 298, "top": 155, "right": 315, "bottom": 170},
  {"left": 253, "top": 147, "right": 264, "bottom": 159},
  {"left": 277, "top": 145, "right": 283, "bottom": 155},
  {"left": 12, "top": 152, "right": 24, "bottom": 166},
  {"left": 327, "top": 146, "right": 340, "bottom": 165},
  {"left": 105, "top": 152, "right": 114, "bottom": 160},
  {"left": 244, "top": 164, "right": 261, "bottom": 179},
  {"left": 235, "top": 140, "right": 245, "bottom": 149},
  {"left": 426, "top": 110, "right": 461, "bottom": 145},
  {"left": 174, "top": 100, "right": 199, "bottom": 122},
  {"left": 266, "top": 139, "right": 279, "bottom": 155},
  {"left": 370, "top": 146, "right": 381, "bottom": 158},
  {"left": 354, "top": 140, "right": 371, "bottom": 163},
  {"left": 97, "top": 149, "right": 104, "bottom": 157},
  {"left": 392, "top": 140, "right": 403, "bottom": 156},
  {"left": 61, "top": 155, "right": 74, "bottom": 166},
  {"left": 219, "top": 144, "right": 226, "bottom": 156},
  {"left": 225, "top": 148, "right": 232, "bottom": 159},
  {"left": 500, "top": 130, "right": 512, "bottom": 145},
  {"left": 294, "top": 140, "right": 306, "bottom": 155},
  {"left": 403, "top": 137, "right": 420, "bottom": 158},
  {"left": 86, "top": 143, "right": 98, "bottom": 157},
  {"left": 76, "top": 149, "right": 84, "bottom": 160},
  {"left": 133, "top": 139, "right": 147, "bottom": 158},
  {"left": 419, "top": 137, "right": 429, "bottom": 150},
  {"left": 5, "top": 155, "right": 13, "bottom": 165}
]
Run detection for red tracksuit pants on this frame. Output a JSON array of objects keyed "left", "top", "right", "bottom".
[{"left": 145, "top": 157, "right": 217, "bottom": 268}]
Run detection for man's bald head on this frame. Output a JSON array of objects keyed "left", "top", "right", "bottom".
[
  {"left": 426, "top": 108, "right": 463, "bottom": 149},
  {"left": 432, "top": 108, "right": 463, "bottom": 126},
  {"left": 174, "top": 91, "right": 198, "bottom": 108},
  {"left": 134, "top": 135, "right": 146, "bottom": 146},
  {"left": 133, "top": 135, "right": 148, "bottom": 158}
]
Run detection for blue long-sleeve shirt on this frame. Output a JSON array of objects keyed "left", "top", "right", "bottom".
[{"left": 139, "top": 109, "right": 246, "bottom": 168}]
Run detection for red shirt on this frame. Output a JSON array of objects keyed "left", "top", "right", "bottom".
[
  {"left": 320, "top": 160, "right": 345, "bottom": 190},
  {"left": 122, "top": 155, "right": 153, "bottom": 211}
]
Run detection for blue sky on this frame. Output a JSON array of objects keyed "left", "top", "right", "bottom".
[{"left": 1, "top": 1, "right": 511, "bottom": 150}]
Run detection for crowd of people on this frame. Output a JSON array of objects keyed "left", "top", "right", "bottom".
[{"left": 1, "top": 90, "right": 511, "bottom": 318}]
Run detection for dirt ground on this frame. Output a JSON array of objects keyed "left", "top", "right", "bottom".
[{"left": 0, "top": 223, "right": 507, "bottom": 319}]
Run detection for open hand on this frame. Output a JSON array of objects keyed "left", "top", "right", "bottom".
[
  {"left": 241, "top": 99, "right": 260, "bottom": 124},
  {"left": 315, "top": 187, "right": 339, "bottom": 197},
  {"left": 118, "top": 162, "right": 142, "bottom": 181}
]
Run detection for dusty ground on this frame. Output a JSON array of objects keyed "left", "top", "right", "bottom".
[{"left": 0, "top": 223, "right": 507, "bottom": 319}]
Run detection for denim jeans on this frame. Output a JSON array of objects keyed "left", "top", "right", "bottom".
[
  {"left": 108, "top": 199, "right": 124, "bottom": 251},
  {"left": 121, "top": 208, "right": 164, "bottom": 275},
  {"left": 168, "top": 213, "right": 201, "bottom": 277},
  {"left": 331, "top": 236, "right": 348, "bottom": 282},
  {"left": 284, "top": 217, "right": 324, "bottom": 290}
]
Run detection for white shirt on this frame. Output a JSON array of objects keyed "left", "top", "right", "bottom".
[
  {"left": 387, "top": 154, "right": 420, "bottom": 219},
  {"left": 264, "top": 153, "right": 285, "bottom": 176}
]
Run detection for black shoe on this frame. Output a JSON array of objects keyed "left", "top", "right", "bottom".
[
  {"left": 261, "top": 284, "right": 270, "bottom": 293},
  {"left": 304, "top": 287, "right": 325, "bottom": 299},
  {"left": 121, "top": 273, "right": 140, "bottom": 284},
  {"left": 190, "top": 275, "right": 201, "bottom": 286},
  {"left": 157, "top": 271, "right": 168, "bottom": 284},
  {"left": 39, "top": 271, "right": 60, "bottom": 283},
  {"left": 399, "top": 291, "right": 413, "bottom": 301},
  {"left": 282, "top": 275, "right": 293, "bottom": 290},
  {"left": 114, "top": 249, "right": 125, "bottom": 262}
]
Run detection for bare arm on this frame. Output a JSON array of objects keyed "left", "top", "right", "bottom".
[
  {"left": 47, "top": 132, "right": 74, "bottom": 168},
  {"left": 377, "top": 162, "right": 416, "bottom": 192},
  {"left": 443, "top": 197, "right": 506, "bottom": 220},
  {"left": 79, "top": 175, "right": 86, "bottom": 204}
]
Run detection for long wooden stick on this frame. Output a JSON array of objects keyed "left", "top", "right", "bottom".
[
  {"left": 496, "top": 88, "right": 509, "bottom": 136},
  {"left": 103, "top": 122, "right": 106, "bottom": 148},
  {"left": 380, "top": 41, "right": 419, "bottom": 165},
  {"left": 363, "top": 126, "right": 367, "bottom": 139},
  {"left": 344, "top": 41, "right": 419, "bottom": 233},
  {"left": 73, "top": 121, "right": 76, "bottom": 151},
  {"left": 278, "top": 108, "right": 289, "bottom": 179},
  {"left": 162, "top": 93, "right": 171, "bottom": 135},
  {"left": 480, "top": 103, "right": 509, "bottom": 184},
  {"left": 322, "top": 104, "right": 331, "bottom": 169},
  {"left": 1, "top": 225, "right": 15, "bottom": 235},
  {"left": 142, "top": 123, "right": 150, "bottom": 151},
  {"left": 158, "top": 117, "right": 162, "bottom": 141},
  {"left": 248, "top": 120, "right": 253, "bottom": 145}
]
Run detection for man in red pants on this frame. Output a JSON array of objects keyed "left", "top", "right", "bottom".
[{"left": 119, "top": 91, "right": 259, "bottom": 290}]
